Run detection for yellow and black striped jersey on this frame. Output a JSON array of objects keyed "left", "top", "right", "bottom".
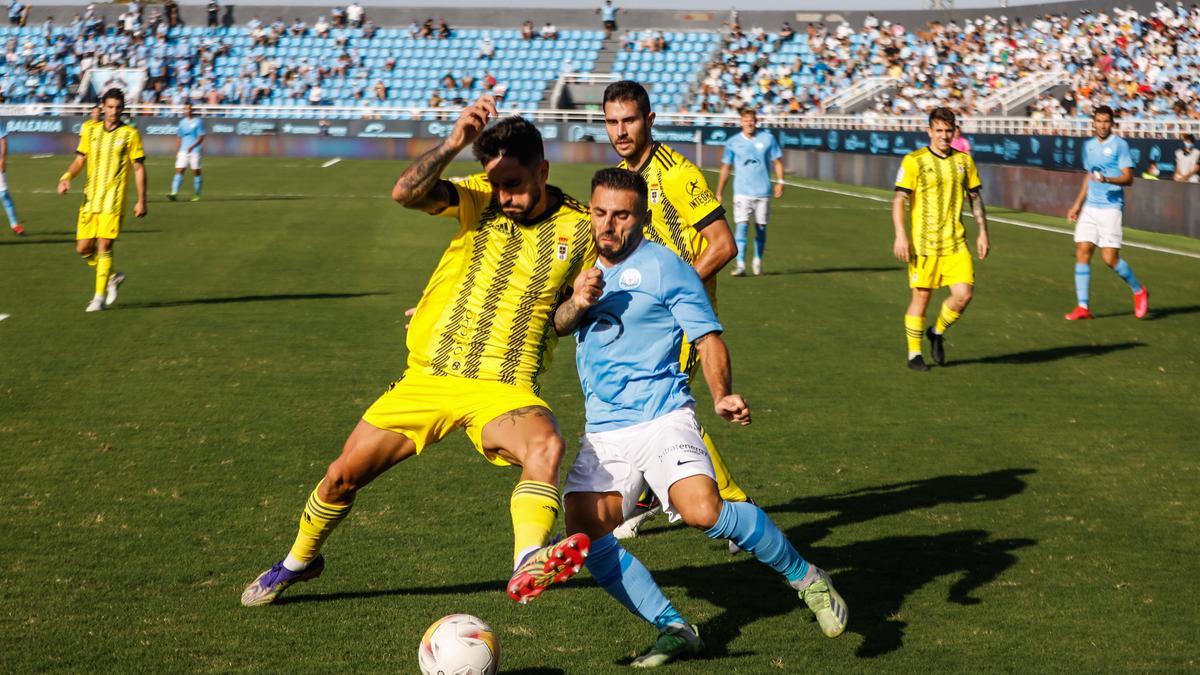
[
  {"left": 405, "top": 174, "right": 596, "bottom": 392},
  {"left": 619, "top": 142, "right": 725, "bottom": 266},
  {"left": 76, "top": 121, "right": 145, "bottom": 215},
  {"left": 894, "top": 147, "right": 982, "bottom": 257}
]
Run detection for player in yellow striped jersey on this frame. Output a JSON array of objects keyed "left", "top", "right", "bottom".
[
  {"left": 242, "top": 96, "right": 596, "bottom": 608},
  {"left": 57, "top": 89, "right": 147, "bottom": 312},
  {"left": 892, "top": 107, "right": 990, "bottom": 371},
  {"left": 601, "top": 80, "right": 756, "bottom": 549}
]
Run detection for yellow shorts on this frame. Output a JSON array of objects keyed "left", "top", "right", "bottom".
[
  {"left": 76, "top": 211, "right": 122, "bottom": 240},
  {"left": 360, "top": 371, "right": 552, "bottom": 466},
  {"left": 908, "top": 249, "right": 974, "bottom": 289}
]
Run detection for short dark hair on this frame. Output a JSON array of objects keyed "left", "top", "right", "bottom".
[
  {"left": 603, "top": 80, "right": 651, "bottom": 117},
  {"left": 928, "top": 107, "right": 956, "bottom": 128},
  {"left": 591, "top": 167, "right": 647, "bottom": 209},
  {"left": 101, "top": 87, "right": 125, "bottom": 105},
  {"left": 472, "top": 115, "right": 544, "bottom": 168},
  {"left": 1094, "top": 105, "right": 1115, "bottom": 120},
  {"left": 1184, "top": 133, "right": 1196, "bottom": 143}
]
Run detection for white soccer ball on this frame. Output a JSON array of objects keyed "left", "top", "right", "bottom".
[{"left": 418, "top": 613, "right": 500, "bottom": 675}]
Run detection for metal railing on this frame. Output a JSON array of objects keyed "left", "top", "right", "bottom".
[
  {"left": 4, "top": 102, "right": 1198, "bottom": 138},
  {"left": 976, "top": 70, "right": 1071, "bottom": 116},
  {"left": 819, "top": 77, "right": 898, "bottom": 115}
]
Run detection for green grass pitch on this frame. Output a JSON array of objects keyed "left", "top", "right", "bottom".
[{"left": 1, "top": 155, "right": 1197, "bottom": 672}]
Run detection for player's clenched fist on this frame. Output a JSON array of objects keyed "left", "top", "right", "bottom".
[
  {"left": 716, "top": 394, "right": 751, "bottom": 425},
  {"left": 571, "top": 267, "right": 605, "bottom": 309},
  {"left": 448, "top": 95, "right": 498, "bottom": 152}
]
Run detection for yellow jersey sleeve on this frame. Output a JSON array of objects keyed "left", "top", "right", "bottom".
[
  {"left": 127, "top": 128, "right": 146, "bottom": 162},
  {"left": 76, "top": 127, "right": 90, "bottom": 155},
  {"left": 964, "top": 155, "right": 982, "bottom": 191},
  {"left": 441, "top": 173, "right": 492, "bottom": 227},
  {"left": 669, "top": 160, "right": 722, "bottom": 227},
  {"left": 895, "top": 154, "right": 918, "bottom": 191}
]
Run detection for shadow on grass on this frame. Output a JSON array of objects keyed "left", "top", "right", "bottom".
[
  {"left": 0, "top": 237, "right": 76, "bottom": 245},
  {"left": 116, "top": 291, "right": 390, "bottom": 309},
  {"left": 649, "top": 469, "right": 1036, "bottom": 660},
  {"left": 1142, "top": 304, "right": 1200, "bottom": 321},
  {"left": 7, "top": 229, "right": 164, "bottom": 237},
  {"left": 763, "top": 266, "right": 901, "bottom": 276},
  {"left": 946, "top": 342, "right": 1144, "bottom": 366},
  {"left": 159, "top": 195, "right": 307, "bottom": 202}
]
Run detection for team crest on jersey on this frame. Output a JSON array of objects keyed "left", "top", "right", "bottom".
[
  {"left": 1104, "top": 147, "right": 1114, "bottom": 156},
  {"left": 649, "top": 183, "right": 661, "bottom": 204},
  {"left": 619, "top": 268, "right": 642, "bottom": 290},
  {"left": 556, "top": 236, "right": 570, "bottom": 261}
]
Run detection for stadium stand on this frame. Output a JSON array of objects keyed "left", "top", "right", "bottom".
[
  {"left": 2, "top": 2, "right": 1198, "bottom": 121},
  {"left": 697, "top": 2, "right": 1200, "bottom": 120},
  {"left": 0, "top": 10, "right": 602, "bottom": 115}
]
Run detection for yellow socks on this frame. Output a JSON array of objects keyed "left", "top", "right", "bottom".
[
  {"left": 510, "top": 480, "right": 560, "bottom": 567},
  {"left": 904, "top": 314, "right": 925, "bottom": 357},
  {"left": 935, "top": 302, "right": 962, "bottom": 334},
  {"left": 287, "top": 485, "right": 354, "bottom": 565},
  {"left": 94, "top": 251, "right": 112, "bottom": 296},
  {"left": 703, "top": 427, "right": 748, "bottom": 503}
]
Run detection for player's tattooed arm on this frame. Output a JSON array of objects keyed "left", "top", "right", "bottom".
[
  {"left": 393, "top": 95, "right": 497, "bottom": 213},
  {"left": 968, "top": 188, "right": 989, "bottom": 260},
  {"left": 390, "top": 142, "right": 460, "bottom": 214},
  {"left": 496, "top": 405, "right": 553, "bottom": 425},
  {"left": 554, "top": 268, "right": 604, "bottom": 335}
]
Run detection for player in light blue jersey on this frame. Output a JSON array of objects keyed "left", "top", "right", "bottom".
[
  {"left": 1065, "top": 105, "right": 1148, "bottom": 320},
  {"left": 0, "top": 119, "right": 26, "bottom": 235},
  {"left": 555, "top": 168, "right": 847, "bottom": 667},
  {"left": 168, "top": 103, "right": 205, "bottom": 202},
  {"left": 716, "top": 108, "right": 783, "bottom": 276}
]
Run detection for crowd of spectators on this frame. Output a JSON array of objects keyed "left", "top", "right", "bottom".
[{"left": 695, "top": 3, "right": 1200, "bottom": 120}]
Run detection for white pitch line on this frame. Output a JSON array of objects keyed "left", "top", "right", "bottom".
[
  {"left": 321, "top": 157, "right": 342, "bottom": 168},
  {"left": 716, "top": 171, "right": 1200, "bottom": 260},
  {"left": 30, "top": 154, "right": 53, "bottom": 159},
  {"left": 0, "top": 313, "right": 10, "bottom": 322}
]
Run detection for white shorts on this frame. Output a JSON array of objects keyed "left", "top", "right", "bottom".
[
  {"left": 564, "top": 406, "right": 715, "bottom": 522},
  {"left": 1074, "top": 206, "right": 1123, "bottom": 249},
  {"left": 733, "top": 195, "right": 770, "bottom": 225},
  {"left": 0, "top": 171, "right": 7, "bottom": 192},
  {"left": 175, "top": 150, "right": 202, "bottom": 170}
]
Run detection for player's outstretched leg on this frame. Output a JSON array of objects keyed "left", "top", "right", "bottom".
[
  {"left": 1110, "top": 257, "right": 1148, "bottom": 318},
  {"left": 585, "top": 533, "right": 702, "bottom": 667},
  {"left": 241, "top": 420, "right": 414, "bottom": 607},
  {"left": 613, "top": 491, "right": 662, "bottom": 540},
  {"left": 672, "top": 477, "right": 848, "bottom": 639}
]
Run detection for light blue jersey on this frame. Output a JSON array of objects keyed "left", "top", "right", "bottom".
[
  {"left": 1083, "top": 135, "right": 1133, "bottom": 209},
  {"left": 722, "top": 130, "right": 782, "bottom": 198},
  {"left": 178, "top": 117, "right": 205, "bottom": 153},
  {"left": 575, "top": 240, "right": 723, "bottom": 432}
]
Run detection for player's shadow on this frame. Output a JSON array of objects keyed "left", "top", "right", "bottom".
[
  {"left": 764, "top": 265, "right": 900, "bottom": 276},
  {"left": 647, "top": 469, "right": 1035, "bottom": 660},
  {"left": 159, "top": 195, "right": 307, "bottom": 202},
  {"left": 945, "top": 342, "right": 1143, "bottom": 367},
  {"left": 1137, "top": 304, "right": 1200, "bottom": 321},
  {"left": 16, "top": 229, "right": 164, "bottom": 236},
  {"left": 0, "top": 237, "right": 76, "bottom": 246},
  {"left": 115, "top": 291, "right": 391, "bottom": 309},
  {"left": 274, "top": 578, "right": 503, "bottom": 605}
]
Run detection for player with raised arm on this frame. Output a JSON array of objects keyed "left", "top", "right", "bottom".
[
  {"left": 1064, "top": 105, "right": 1148, "bottom": 320},
  {"left": 168, "top": 102, "right": 205, "bottom": 202},
  {"left": 0, "top": 117, "right": 26, "bottom": 235},
  {"left": 716, "top": 108, "right": 783, "bottom": 276},
  {"left": 601, "top": 80, "right": 754, "bottom": 546},
  {"left": 57, "top": 88, "right": 147, "bottom": 312},
  {"left": 557, "top": 168, "right": 847, "bottom": 667},
  {"left": 892, "top": 107, "right": 989, "bottom": 371},
  {"left": 241, "top": 96, "right": 595, "bottom": 608}
]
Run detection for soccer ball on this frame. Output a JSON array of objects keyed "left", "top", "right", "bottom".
[{"left": 418, "top": 613, "right": 500, "bottom": 675}]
